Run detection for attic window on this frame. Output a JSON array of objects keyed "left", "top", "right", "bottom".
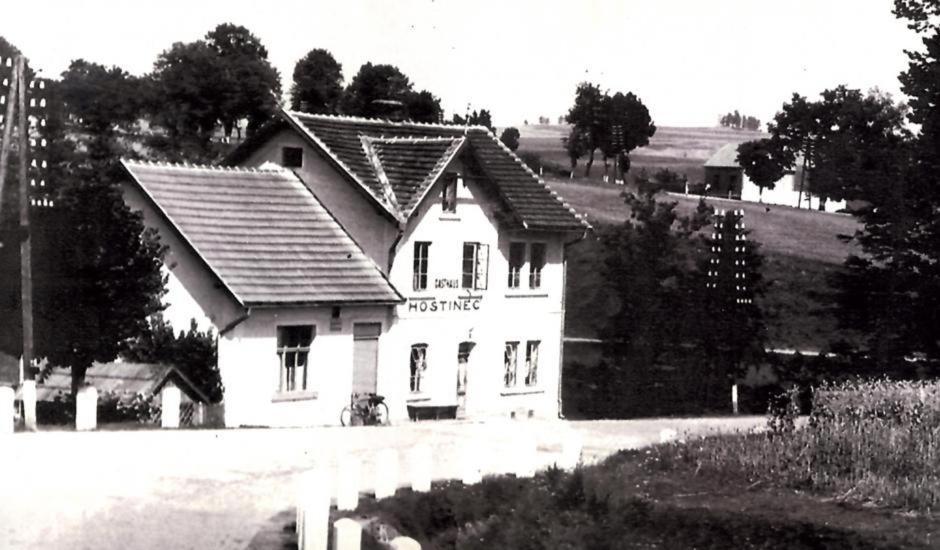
[
  {"left": 281, "top": 147, "right": 303, "bottom": 168},
  {"left": 441, "top": 174, "right": 458, "bottom": 213}
]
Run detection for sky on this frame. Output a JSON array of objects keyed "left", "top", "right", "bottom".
[{"left": 0, "top": 0, "right": 922, "bottom": 127}]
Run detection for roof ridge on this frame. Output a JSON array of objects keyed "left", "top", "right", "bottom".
[
  {"left": 285, "top": 109, "right": 489, "bottom": 133},
  {"left": 371, "top": 136, "right": 462, "bottom": 144},
  {"left": 121, "top": 158, "right": 288, "bottom": 174}
]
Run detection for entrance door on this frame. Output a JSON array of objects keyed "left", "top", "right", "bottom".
[
  {"left": 352, "top": 323, "right": 381, "bottom": 395},
  {"left": 456, "top": 341, "right": 474, "bottom": 418}
]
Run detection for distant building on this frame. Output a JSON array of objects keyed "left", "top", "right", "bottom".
[
  {"left": 703, "top": 143, "right": 846, "bottom": 213},
  {"left": 121, "top": 109, "right": 588, "bottom": 427}
]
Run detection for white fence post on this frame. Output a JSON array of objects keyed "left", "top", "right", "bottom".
[
  {"left": 560, "top": 430, "right": 583, "bottom": 470},
  {"left": 0, "top": 386, "right": 14, "bottom": 435},
  {"left": 659, "top": 428, "right": 677, "bottom": 444},
  {"left": 513, "top": 434, "right": 538, "bottom": 478},
  {"left": 410, "top": 444, "right": 432, "bottom": 492},
  {"left": 731, "top": 383, "right": 739, "bottom": 415},
  {"left": 336, "top": 456, "right": 361, "bottom": 511},
  {"left": 332, "top": 518, "right": 361, "bottom": 550},
  {"left": 75, "top": 386, "right": 98, "bottom": 431},
  {"left": 22, "top": 380, "right": 36, "bottom": 431},
  {"left": 461, "top": 441, "right": 482, "bottom": 485},
  {"left": 389, "top": 536, "right": 421, "bottom": 550},
  {"left": 161, "top": 384, "right": 181, "bottom": 429},
  {"left": 374, "top": 448, "right": 399, "bottom": 500},
  {"left": 297, "top": 468, "right": 331, "bottom": 550}
]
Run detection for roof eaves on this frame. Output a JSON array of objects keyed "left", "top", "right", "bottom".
[
  {"left": 404, "top": 136, "right": 467, "bottom": 219},
  {"left": 283, "top": 110, "right": 488, "bottom": 134},
  {"left": 279, "top": 109, "right": 401, "bottom": 224},
  {"left": 119, "top": 159, "right": 248, "bottom": 310}
]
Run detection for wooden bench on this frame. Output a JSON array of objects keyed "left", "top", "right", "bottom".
[{"left": 407, "top": 403, "right": 458, "bottom": 421}]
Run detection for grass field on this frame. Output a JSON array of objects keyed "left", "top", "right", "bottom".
[{"left": 517, "top": 124, "right": 767, "bottom": 185}]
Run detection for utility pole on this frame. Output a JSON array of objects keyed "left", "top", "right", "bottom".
[{"left": 16, "top": 56, "right": 33, "bottom": 384}]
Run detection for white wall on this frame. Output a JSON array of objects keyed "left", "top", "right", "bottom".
[
  {"left": 219, "top": 305, "right": 392, "bottom": 427},
  {"left": 741, "top": 172, "right": 847, "bottom": 213}
]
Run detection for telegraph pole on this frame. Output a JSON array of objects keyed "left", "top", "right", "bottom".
[{"left": 16, "top": 56, "right": 33, "bottom": 383}]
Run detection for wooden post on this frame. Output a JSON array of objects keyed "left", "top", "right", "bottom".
[
  {"left": 409, "top": 444, "right": 431, "bottom": 492},
  {"left": 335, "top": 456, "right": 361, "bottom": 511},
  {"left": 389, "top": 536, "right": 421, "bottom": 550},
  {"left": 374, "top": 448, "right": 399, "bottom": 500},
  {"left": 21, "top": 379, "right": 35, "bottom": 431},
  {"left": 161, "top": 384, "right": 181, "bottom": 429},
  {"left": 75, "top": 386, "right": 97, "bottom": 431},
  {"left": 0, "top": 386, "right": 14, "bottom": 434},
  {"left": 332, "top": 518, "right": 361, "bottom": 550},
  {"left": 16, "top": 56, "right": 33, "bottom": 386}
]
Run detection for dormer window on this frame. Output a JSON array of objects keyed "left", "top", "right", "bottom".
[
  {"left": 441, "top": 174, "right": 458, "bottom": 213},
  {"left": 281, "top": 146, "right": 303, "bottom": 168}
]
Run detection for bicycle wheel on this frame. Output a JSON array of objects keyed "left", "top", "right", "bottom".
[
  {"left": 340, "top": 406, "right": 352, "bottom": 427},
  {"left": 373, "top": 401, "right": 390, "bottom": 425}
]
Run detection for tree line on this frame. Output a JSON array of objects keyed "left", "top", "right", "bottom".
[{"left": 719, "top": 110, "right": 761, "bottom": 131}]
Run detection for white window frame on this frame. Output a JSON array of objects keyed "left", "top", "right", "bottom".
[
  {"left": 508, "top": 242, "right": 525, "bottom": 289},
  {"left": 462, "top": 242, "right": 489, "bottom": 290},
  {"left": 410, "top": 344, "right": 428, "bottom": 393},
  {"left": 413, "top": 241, "right": 430, "bottom": 291},
  {"left": 277, "top": 325, "right": 314, "bottom": 393},
  {"left": 504, "top": 341, "right": 519, "bottom": 387},
  {"left": 528, "top": 243, "right": 546, "bottom": 289},
  {"left": 524, "top": 340, "right": 540, "bottom": 386}
]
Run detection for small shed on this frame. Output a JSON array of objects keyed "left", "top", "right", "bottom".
[{"left": 703, "top": 143, "right": 745, "bottom": 199}]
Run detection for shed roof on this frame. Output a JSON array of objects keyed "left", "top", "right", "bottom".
[
  {"left": 704, "top": 143, "right": 742, "bottom": 168},
  {"left": 122, "top": 161, "right": 402, "bottom": 306},
  {"left": 228, "top": 110, "right": 588, "bottom": 232}
]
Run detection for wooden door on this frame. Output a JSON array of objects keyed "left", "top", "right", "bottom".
[{"left": 352, "top": 323, "right": 381, "bottom": 395}]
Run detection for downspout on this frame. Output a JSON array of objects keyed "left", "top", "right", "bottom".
[
  {"left": 557, "top": 229, "right": 589, "bottom": 419},
  {"left": 387, "top": 225, "right": 405, "bottom": 275}
]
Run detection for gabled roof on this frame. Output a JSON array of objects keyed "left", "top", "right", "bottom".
[
  {"left": 37, "top": 362, "right": 211, "bottom": 403},
  {"left": 705, "top": 143, "right": 742, "bottom": 168},
  {"left": 228, "top": 110, "right": 588, "bottom": 232},
  {"left": 122, "top": 160, "right": 402, "bottom": 306}
]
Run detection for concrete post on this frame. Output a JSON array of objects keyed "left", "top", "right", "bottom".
[
  {"left": 461, "top": 441, "right": 482, "bottom": 485},
  {"left": 0, "top": 386, "right": 14, "bottom": 435},
  {"left": 410, "top": 444, "right": 432, "bottom": 492},
  {"left": 513, "top": 434, "right": 538, "bottom": 478},
  {"left": 161, "top": 384, "right": 181, "bottom": 429},
  {"left": 389, "top": 536, "right": 421, "bottom": 550},
  {"left": 560, "top": 430, "right": 583, "bottom": 469},
  {"left": 332, "top": 518, "right": 362, "bottom": 550},
  {"left": 21, "top": 379, "right": 36, "bottom": 431},
  {"left": 336, "top": 456, "right": 361, "bottom": 511},
  {"left": 297, "top": 469, "right": 331, "bottom": 550},
  {"left": 75, "top": 386, "right": 97, "bottom": 431},
  {"left": 731, "top": 384, "right": 739, "bottom": 415},
  {"left": 374, "top": 448, "right": 399, "bottom": 500}
]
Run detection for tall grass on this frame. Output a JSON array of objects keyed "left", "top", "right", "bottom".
[{"left": 653, "top": 379, "right": 940, "bottom": 511}]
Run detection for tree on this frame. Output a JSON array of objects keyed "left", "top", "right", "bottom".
[
  {"left": 205, "top": 23, "right": 281, "bottom": 138},
  {"left": 599, "top": 91, "right": 655, "bottom": 181},
  {"left": 290, "top": 48, "right": 343, "bottom": 114},
  {"left": 499, "top": 127, "right": 520, "bottom": 151},
  {"left": 826, "top": 1, "right": 940, "bottom": 363},
  {"left": 403, "top": 89, "right": 443, "bottom": 123},
  {"left": 454, "top": 109, "right": 494, "bottom": 131},
  {"left": 562, "top": 126, "right": 588, "bottom": 178},
  {"left": 565, "top": 82, "right": 605, "bottom": 176},
  {"left": 737, "top": 138, "right": 786, "bottom": 200},
  {"left": 148, "top": 40, "right": 228, "bottom": 161},
  {"left": 340, "top": 63, "right": 413, "bottom": 119},
  {"left": 124, "top": 317, "right": 222, "bottom": 403}
]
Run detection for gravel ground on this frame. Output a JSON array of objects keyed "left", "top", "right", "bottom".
[{"left": 0, "top": 416, "right": 765, "bottom": 550}]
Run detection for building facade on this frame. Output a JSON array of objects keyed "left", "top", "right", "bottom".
[{"left": 123, "top": 111, "right": 587, "bottom": 427}]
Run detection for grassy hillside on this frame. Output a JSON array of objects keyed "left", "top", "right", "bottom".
[{"left": 517, "top": 124, "right": 766, "bottom": 185}]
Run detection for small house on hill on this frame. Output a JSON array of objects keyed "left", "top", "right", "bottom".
[{"left": 703, "top": 143, "right": 847, "bottom": 213}]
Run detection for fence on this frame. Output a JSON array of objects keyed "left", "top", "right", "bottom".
[{"left": 293, "top": 430, "right": 584, "bottom": 550}]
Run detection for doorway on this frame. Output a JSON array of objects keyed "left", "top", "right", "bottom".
[
  {"left": 456, "top": 341, "right": 474, "bottom": 418},
  {"left": 352, "top": 323, "right": 381, "bottom": 395}
]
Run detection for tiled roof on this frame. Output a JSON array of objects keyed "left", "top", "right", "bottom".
[
  {"left": 279, "top": 111, "right": 588, "bottom": 231},
  {"left": 122, "top": 161, "right": 402, "bottom": 306},
  {"left": 705, "top": 143, "right": 741, "bottom": 168},
  {"left": 36, "top": 362, "right": 210, "bottom": 403}
]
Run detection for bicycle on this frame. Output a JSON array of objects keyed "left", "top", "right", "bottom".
[{"left": 340, "top": 392, "right": 390, "bottom": 426}]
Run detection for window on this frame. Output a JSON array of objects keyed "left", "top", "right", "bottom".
[
  {"left": 413, "top": 242, "right": 430, "bottom": 291},
  {"left": 441, "top": 174, "right": 458, "bottom": 213},
  {"left": 281, "top": 146, "right": 303, "bottom": 168},
  {"left": 462, "top": 242, "right": 489, "bottom": 290},
  {"left": 457, "top": 342, "right": 474, "bottom": 394},
  {"left": 410, "top": 344, "right": 428, "bottom": 393},
  {"left": 528, "top": 243, "right": 546, "bottom": 289},
  {"left": 525, "top": 340, "right": 540, "bottom": 386},
  {"left": 508, "top": 242, "right": 525, "bottom": 289},
  {"left": 504, "top": 341, "right": 519, "bottom": 387},
  {"left": 277, "top": 325, "right": 314, "bottom": 393}
]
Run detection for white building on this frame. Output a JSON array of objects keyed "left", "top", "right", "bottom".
[
  {"left": 121, "top": 110, "right": 587, "bottom": 427},
  {"left": 705, "top": 143, "right": 847, "bottom": 213}
]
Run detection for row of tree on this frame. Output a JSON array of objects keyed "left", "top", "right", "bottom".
[
  {"left": 719, "top": 110, "right": 761, "bottom": 130},
  {"left": 563, "top": 83, "right": 656, "bottom": 179}
]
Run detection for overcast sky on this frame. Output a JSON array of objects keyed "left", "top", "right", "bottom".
[{"left": 1, "top": 0, "right": 921, "bottom": 127}]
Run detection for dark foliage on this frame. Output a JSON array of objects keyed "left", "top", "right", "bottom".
[
  {"left": 290, "top": 48, "right": 343, "bottom": 113},
  {"left": 498, "top": 127, "right": 520, "bottom": 151}
]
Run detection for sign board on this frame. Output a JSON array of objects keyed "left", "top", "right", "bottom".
[{"left": 406, "top": 296, "right": 482, "bottom": 313}]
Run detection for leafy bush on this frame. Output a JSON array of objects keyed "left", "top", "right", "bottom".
[{"left": 35, "top": 390, "right": 160, "bottom": 426}]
